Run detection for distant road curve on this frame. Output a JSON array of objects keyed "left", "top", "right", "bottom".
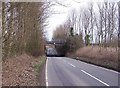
[{"left": 45, "top": 57, "right": 119, "bottom": 87}]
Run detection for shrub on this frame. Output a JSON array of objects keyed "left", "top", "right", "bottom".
[{"left": 66, "top": 33, "right": 84, "bottom": 53}]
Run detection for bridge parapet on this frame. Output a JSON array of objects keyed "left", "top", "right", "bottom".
[{"left": 46, "top": 40, "right": 66, "bottom": 45}]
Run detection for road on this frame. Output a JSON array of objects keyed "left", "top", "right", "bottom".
[{"left": 45, "top": 57, "right": 119, "bottom": 87}]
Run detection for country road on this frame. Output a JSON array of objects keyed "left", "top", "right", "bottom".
[{"left": 45, "top": 57, "right": 119, "bottom": 87}]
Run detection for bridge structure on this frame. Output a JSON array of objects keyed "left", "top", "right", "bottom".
[
  {"left": 45, "top": 40, "right": 66, "bottom": 56},
  {"left": 46, "top": 40, "right": 66, "bottom": 46}
]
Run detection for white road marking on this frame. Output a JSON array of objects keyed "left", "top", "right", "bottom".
[
  {"left": 81, "top": 70, "right": 110, "bottom": 86},
  {"left": 63, "top": 60, "right": 66, "bottom": 62},
  {"left": 95, "top": 66, "right": 119, "bottom": 74},
  {"left": 45, "top": 58, "right": 48, "bottom": 86},
  {"left": 79, "top": 61, "right": 119, "bottom": 74},
  {"left": 68, "top": 63, "right": 76, "bottom": 67},
  {"left": 70, "top": 64, "right": 76, "bottom": 67}
]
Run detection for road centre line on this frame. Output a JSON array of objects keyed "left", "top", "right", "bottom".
[
  {"left": 67, "top": 62, "right": 76, "bottom": 67},
  {"left": 46, "top": 58, "right": 48, "bottom": 86},
  {"left": 62, "top": 59, "right": 114, "bottom": 86},
  {"left": 63, "top": 60, "right": 76, "bottom": 67},
  {"left": 63, "top": 60, "right": 66, "bottom": 62},
  {"left": 70, "top": 64, "right": 76, "bottom": 67},
  {"left": 81, "top": 70, "right": 110, "bottom": 86}
]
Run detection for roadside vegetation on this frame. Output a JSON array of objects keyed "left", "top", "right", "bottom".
[
  {"left": 36, "top": 56, "right": 46, "bottom": 77},
  {"left": 2, "top": 54, "right": 44, "bottom": 86},
  {"left": 2, "top": 2, "right": 49, "bottom": 58},
  {"left": 53, "top": 2, "right": 119, "bottom": 72},
  {"left": 2, "top": 2, "right": 52, "bottom": 86},
  {"left": 68, "top": 46, "right": 118, "bottom": 71}
]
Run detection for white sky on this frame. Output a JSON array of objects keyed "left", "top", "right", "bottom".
[{"left": 45, "top": 0, "right": 120, "bottom": 41}]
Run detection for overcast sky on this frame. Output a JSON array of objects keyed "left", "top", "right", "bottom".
[{"left": 45, "top": 0, "right": 120, "bottom": 41}]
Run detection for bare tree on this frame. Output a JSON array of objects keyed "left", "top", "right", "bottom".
[
  {"left": 97, "top": 3, "right": 104, "bottom": 45},
  {"left": 82, "top": 8, "right": 90, "bottom": 37},
  {"left": 69, "top": 9, "right": 77, "bottom": 35},
  {"left": 88, "top": 3, "right": 94, "bottom": 44},
  {"left": 103, "top": 1, "right": 108, "bottom": 45},
  {"left": 110, "top": 2, "right": 117, "bottom": 46},
  {"left": 2, "top": 2, "right": 52, "bottom": 58},
  {"left": 78, "top": 13, "right": 82, "bottom": 34}
]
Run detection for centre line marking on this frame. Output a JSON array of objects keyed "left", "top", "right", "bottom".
[
  {"left": 68, "top": 63, "right": 76, "bottom": 67},
  {"left": 45, "top": 58, "right": 48, "bottom": 86},
  {"left": 81, "top": 70, "right": 110, "bottom": 86},
  {"left": 63, "top": 60, "right": 66, "bottom": 62},
  {"left": 70, "top": 64, "right": 76, "bottom": 67}
]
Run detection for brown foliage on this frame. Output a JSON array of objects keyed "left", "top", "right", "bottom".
[
  {"left": 73, "top": 46, "right": 118, "bottom": 70},
  {"left": 66, "top": 34, "right": 84, "bottom": 52},
  {"left": 75, "top": 46, "right": 118, "bottom": 61},
  {"left": 2, "top": 54, "right": 43, "bottom": 86}
]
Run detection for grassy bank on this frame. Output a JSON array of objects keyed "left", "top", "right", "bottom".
[
  {"left": 36, "top": 56, "right": 46, "bottom": 76},
  {"left": 67, "top": 46, "right": 119, "bottom": 72}
]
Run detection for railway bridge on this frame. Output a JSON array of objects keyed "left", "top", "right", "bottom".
[{"left": 45, "top": 40, "right": 66, "bottom": 56}]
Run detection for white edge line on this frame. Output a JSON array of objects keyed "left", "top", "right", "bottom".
[
  {"left": 96, "top": 66, "right": 119, "bottom": 74},
  {"left": 45, "top": 58, "right": 48, "bottom": 86},
  {"left": 79, "top": 61, "right": 118, "bottom": 74},
  {"left": 81, "top": 70, "right": 110, "bottom": 86}
]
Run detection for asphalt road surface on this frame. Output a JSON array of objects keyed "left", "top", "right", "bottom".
[
  {"left": 46, "top": 48, "right": 58, "bottom": 56},
  {"left": 45, "top": 57, "right": 119, "bottom": 87}
]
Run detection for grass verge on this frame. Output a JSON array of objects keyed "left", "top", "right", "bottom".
[{"left": 36, "top": 56, "right": 46, "bottom": 76}]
